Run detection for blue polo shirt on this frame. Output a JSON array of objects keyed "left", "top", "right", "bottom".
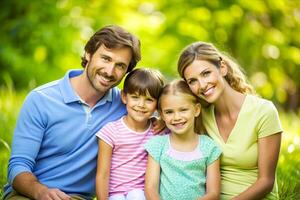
[{"left": 4, "top": 69, "right": 126, "bottom": 199}]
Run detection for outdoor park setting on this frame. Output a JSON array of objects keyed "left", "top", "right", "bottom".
[{"left": 0, "top": 0, "right": 299, "bottom": 199}]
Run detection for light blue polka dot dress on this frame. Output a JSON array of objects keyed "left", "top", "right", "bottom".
[{"left": 145, "top": 134, "right": 222, "bottom": 200}]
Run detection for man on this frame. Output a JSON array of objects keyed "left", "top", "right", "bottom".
[{"left": 4, "top": 25, "right": 141, "bottom": 200}]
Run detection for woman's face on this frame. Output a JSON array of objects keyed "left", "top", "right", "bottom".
[{"left": 183, "top": 59, "right": 227, "bottom": 103}]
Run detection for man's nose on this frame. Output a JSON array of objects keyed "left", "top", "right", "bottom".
[{"left": 104, "top": 62, "right": 115, "bottom": 76}]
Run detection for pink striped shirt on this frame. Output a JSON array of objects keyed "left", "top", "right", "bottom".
[{"left": 96, "top": 117, "right": 155, "bottom": 196}]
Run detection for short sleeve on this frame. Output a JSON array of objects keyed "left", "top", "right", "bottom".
[
  {"left": 144, "top": 135, "right": 166, "bottom": 162},
  {"left": 95, "top": 122, "right": 116, "bottom": 147},
  {"left": 257, "top": 101, "right": 283, "bottom": 138},
  {"left": 202, "top": 135, "right": 222, "bottom": 165}
]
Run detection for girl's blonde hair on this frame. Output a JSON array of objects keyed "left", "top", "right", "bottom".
[
  {"left": 158, "top": 79, "right": 205, "bottom": 134},
  {"left": 178, "top": 41, "right": 255, "bottom": 94}
]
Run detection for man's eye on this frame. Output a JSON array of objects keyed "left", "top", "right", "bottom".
[
  {"left": 203, "top": 71, "right": 210, "bottom": 77},
  {"left": 101, "top": 57, "right": 110, "bottom": 62},
  {"left": 116, "top": 63, "right": 126, "bottom": 70}
]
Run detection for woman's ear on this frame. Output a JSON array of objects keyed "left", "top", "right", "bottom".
[
  {"left": 219, "top": 60, "right": 228, "bottom": 77},
  {"left": 121, "top": 90, "right": 127, "bottom": 105}
]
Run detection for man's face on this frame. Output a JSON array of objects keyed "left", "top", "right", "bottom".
[{"left": 85, "top": 44, "right": 132, "bottom": 95}]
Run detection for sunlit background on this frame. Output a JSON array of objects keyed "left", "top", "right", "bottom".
[{"left": 1, "top": 0, "right": 299, "bottom": 198}]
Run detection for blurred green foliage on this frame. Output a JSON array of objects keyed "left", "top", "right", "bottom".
[{"left": 1, "top": 0, "right": 300, "bottom": 110}]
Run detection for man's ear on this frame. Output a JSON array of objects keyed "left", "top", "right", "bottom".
[
  {"left": 121, "top": 90, "right": 127, "bottom": 104},
  {"left": 85, "top": 52, "right": 91, "bottom": 62},
  {"left": 219, "top": 60, "right": 228, "bottom": 77}
]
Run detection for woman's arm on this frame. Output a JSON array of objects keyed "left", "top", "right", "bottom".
[
  {"left": 233, "top": 132, "right": 282, "bottom": 200},
  {"left": 96, "top": 139, "right": 113, "bottom": 200},
  {"left": 145, "top": 155, "right": 161, "bottom": 200},
  {"left": 198, "top": 158, "right": 221, "bottom": 200}
]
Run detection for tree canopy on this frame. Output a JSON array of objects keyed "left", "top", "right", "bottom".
[{"left": 1, "top": 0, "right": 299, "bottom": 110}]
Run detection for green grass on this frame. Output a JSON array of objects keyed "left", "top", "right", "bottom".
[
  {"left": 0, "top": 85, "right": 27, "bottom": 197},
  {"left": 1, "top": 86, "right": 300, "bottom": 199}
]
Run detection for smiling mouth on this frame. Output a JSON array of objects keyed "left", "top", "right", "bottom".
[
  {"left": 97, "top": 74, "right": 114, "bottom": 86},
  {"left": 133, "top": 109, "right": 147, "bottom": 114},
  {"left": 172, "top": 122, "right": 186, "bottom": 128},
  {"left": 202, "top": 87, "right": 214, "bottom": 96}
]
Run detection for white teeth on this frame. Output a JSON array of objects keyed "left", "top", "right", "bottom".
[
  {"left": 134, "top": 109, "right": 146, "bottom": 114},
  {"left": 97, "top": 74, "right": 111, "bottom": 85},
  {"left": 203, "top": 87, "right": 214, "bottom": 96},
  {"left": 101, "top": 76, "right": 110, "bottom": 83},
  {"left": 173, "top": 122, "right": 185, "bottom": 127}
]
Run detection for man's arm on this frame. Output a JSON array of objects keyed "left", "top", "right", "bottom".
[
  {"left": 13, "top": 172, "right": 71, "bottom": 200},
  {"left": 8, "top": 92, "right": 70, "bottom": 200}
]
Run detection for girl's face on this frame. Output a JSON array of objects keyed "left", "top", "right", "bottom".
[
  {"left": 183, "top": 59, "right": 227, "bottom": 104},
  {"left": 160, "top": 94, "right": 200, "bottom": 136},
  {"left": 121, "top": 91, "right": 157, "bottom": 125}
]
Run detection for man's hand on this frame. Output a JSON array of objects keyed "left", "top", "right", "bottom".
[
  {"left": 36, "top": 188, "right": 71, "bottom": 200},
  {"left": 12, "top": 172, "right": 71, "bottom": 200}
]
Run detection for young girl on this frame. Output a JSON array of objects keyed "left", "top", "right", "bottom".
[
  {"left": 178, "top": 41, "right": 283, "bottom": 199},
  {"left": 145, "top": 79, "right": 222, "bottom": 200},
  {"left": 95, "top": 68, "right": 164, "bottom": 200}
]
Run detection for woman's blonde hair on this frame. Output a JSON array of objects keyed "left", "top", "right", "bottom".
[
  {"left": 158, "top": 79, "right": 205, "bottom": 134},
  {"left": 178, "top": 41, "right": 255, "bottom": 94}
]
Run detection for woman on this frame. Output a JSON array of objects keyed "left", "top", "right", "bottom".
[{"left": 177, "top": 41, "right": 282, "bottom": 200}]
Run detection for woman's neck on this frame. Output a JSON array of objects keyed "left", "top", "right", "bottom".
[{"left": 214, "top": 84, "right": 246, "bottom": 118}]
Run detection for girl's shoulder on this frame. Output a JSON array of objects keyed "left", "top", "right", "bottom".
[
  {"left": 145, "top": 135, "right": 169, "bottom": 161},
  {"left": 199, "top": 135, "right": 221, "bottom": 152},
  {"left": 199, "top": 135, "right": 222, "bottom": 164},
  {"left": 199, "top": 134, "right": 214, "bottom": 144},
  {"left": 147, "top": 134, "right": 169, "bottom": 145}
]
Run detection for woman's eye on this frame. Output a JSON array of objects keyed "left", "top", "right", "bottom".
[{"left": 188, "top": 79, "right": 196, "bottom": 85}]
